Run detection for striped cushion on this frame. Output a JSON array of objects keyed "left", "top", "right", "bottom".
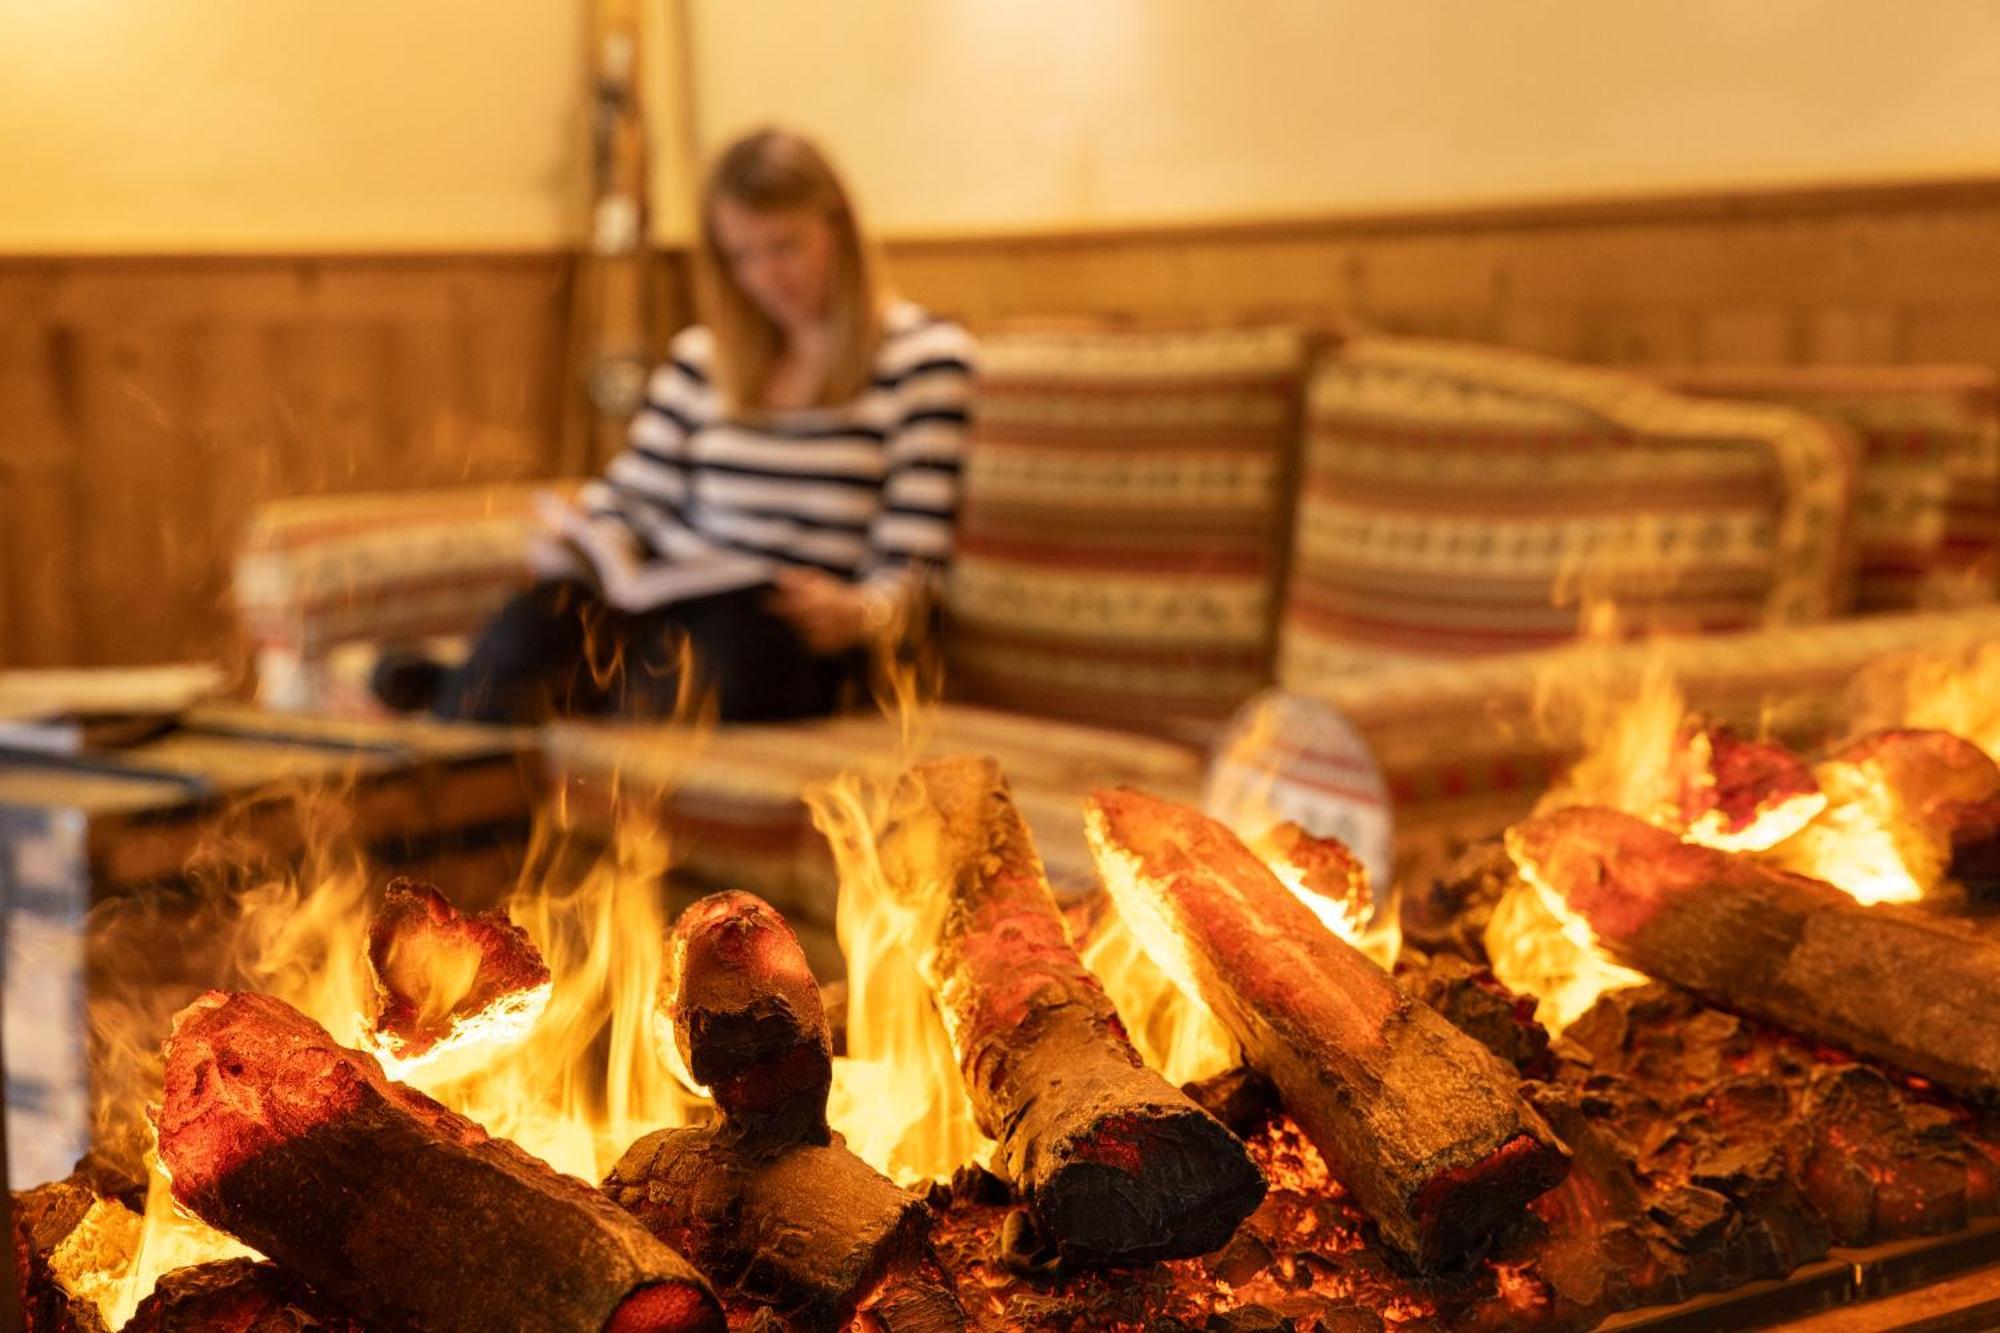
[
  {"left": 236, "top": 483, "right": 574, "bottom": 711},
  {"left": 1278, "top": 337, "right": 1856, "bottom": 688},
  {"left": 944, "top": 326, "right": 1308, "bottom": 732},
  {"left": 1656, "top": 366, "right": 2000, "bottom": 612}
]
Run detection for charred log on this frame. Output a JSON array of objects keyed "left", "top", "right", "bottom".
[
  {"left": 11, "top": 1173, "right": 131, "bottom": 1333},
  {"left": 1397, "top": 951, "right": 1554, "bottom": 1078},
  {"left": 1086, "top": 788, "right": 1570, "bottom": 1267},
  {"left": 1406, "top": 839, "right": 1515, "bottom": 963},
  {"left": 606, "top": 1128, "right": 934, "bottom": 1331},
  {"left": 662, "top": 890, "right": 832, "bottom": 1144},
  {"left": 122, "top": 1258, "right": 362, "bottom": 1332},
  {"left": 869, "top": 756, "right": 1266, "bottom": 1267},
  {"left": 155, "top": 990, "right": 723, "bottom": 1333},
  {"left": 365, "top": 878, "right": 550, "bottom": 1065},
  {"left": 1512, "top": 806, "right": 2000, "bottom": 1102},
  {"left": 608, "top": 890, "right": 951, "bottom": 1332}
]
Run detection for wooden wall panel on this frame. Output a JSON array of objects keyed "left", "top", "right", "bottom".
[
  {"left": 0, "top": 255, "right": 578, "bottom": 670},
  {"left": 876, "top": 179, "right": 2000, "bottom": 378},
  {"left": 8, "top": 177, "right": 2000, "bottom": 672}
]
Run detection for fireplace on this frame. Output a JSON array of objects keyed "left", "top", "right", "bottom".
[{"left": 14, "top": 655, "right": 2000, "bottom": 1331}]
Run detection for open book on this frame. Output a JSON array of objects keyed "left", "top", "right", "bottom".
[{"left": 531, "top": 492, "right": 772, "bottom": 614}]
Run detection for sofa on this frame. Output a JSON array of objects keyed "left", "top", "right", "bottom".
[{"left": 233, "top": 324, "right": 2000, "bottom": 938}]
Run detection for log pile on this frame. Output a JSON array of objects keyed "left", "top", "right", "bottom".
[
  {"left": 604, "top": 890, "right": 952, "bottom": 1331},
  {"left": 1086, "top": 788, "right": 1570, "bottom": 1266},
  {"left": 154, "top": 990, "right": 723, "bottom": 1333},
  {"left": 866, "top": 756, "right": 1267, "bottom": 1267},
  {"left": 1510, "top": 805, "right": 2000, "bottom": 1101}
]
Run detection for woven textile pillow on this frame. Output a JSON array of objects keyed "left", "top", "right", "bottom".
[
  {"left": 1278, "top": 337, "right": 1856, "bottom": 689},
  {"left": 1656, "top": 366, "right": 2000, "bottom": 612},
  {"left": 236, "top": 483, "right": 563, "bottom": 711},
  {"left": 945, "top": 325, "right": 1308, "bottom": 732}
]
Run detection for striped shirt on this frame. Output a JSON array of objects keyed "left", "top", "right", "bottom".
[{"left": 576, "top": 301, "right": 976, "bottom": 610}]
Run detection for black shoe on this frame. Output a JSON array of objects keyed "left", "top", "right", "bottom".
[{"left": 370, "top": 650, "right": 448, "bottom": 714}]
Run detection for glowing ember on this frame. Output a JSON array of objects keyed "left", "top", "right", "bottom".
[
  {"left": 1251, "top": 820, "right": 1400, "bottom": 968},
  {"left": 1668, "top": 718, "right": 1826, "bottom": 853},
  {"left": 48, "top": 1195, "right": 143, "bottom": 1325},
  {"left": 362, "top": 878, "right": 553, "bottom": 1078}
]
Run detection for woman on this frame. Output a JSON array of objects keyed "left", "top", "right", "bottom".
[{"left": 407, "top": 129, "right": 974, "bottom": 724}]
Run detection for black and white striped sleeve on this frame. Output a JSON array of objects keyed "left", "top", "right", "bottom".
[
  {"left": 575, "top": 339, "right": 771, "bottom": 607},
  {"left": 579, "top": 351, "right": 716, "bottom": 562},
  {"left": 861, "top": 323, "right": 975, "bottom": 604}
]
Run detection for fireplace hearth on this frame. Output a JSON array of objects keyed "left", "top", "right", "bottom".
[{"left": 16, "top": 699, "right": 2000, "bottom": 1331}]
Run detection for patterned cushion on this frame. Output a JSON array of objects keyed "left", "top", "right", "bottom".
[
  {"left": 944, "top": 326, "right": 1309, "bottom": 732},
  {"left": 1655, "top": 366, "right": 2000, "bottom": 612},
  {"left": 236, "top": 483, "right": 573, "bottom": 711},
  {"left": 542, "top": 704, "right": 1207, "bottom": 928},
  {"left": 1278, "top": 337, "right": 1857, "bottom": 689}
]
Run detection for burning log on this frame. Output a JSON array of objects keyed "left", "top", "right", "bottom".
[
  {"left": 607, "top": 891, "right": 950, "bottom": 1332},
  {"left": 365, "top": 877, "right": 552, "bottom": 1067},
  {"left": 1829, "top": 729, "right": 2000, "bottom": 894},
  {"left": 1511, "top": 806, "right": 2000, "bottom": 1103},
  {"left": 1667, "top": 717, "right": 1823, "bottom": 852},
  {"left": 1085, "top": 788, "right": 1570, "bottom": 1266},
  {"left": 122, "top": 1258, "right": 362, "bottom": 1332},
  {"left": 661, "top": 889, "right": 833, "bottom": 1144},
  {"left": 869, "top": 756, "right": 1266, "bottom": 1267},
  {"left": 1255, "top": 820, "right": 1373, "bottom": 938},
  {"left": 11, "top": 1172, "right": 136, "bottom": 1333},
  {"left": 155, "top": 990, "right": 724, "bottom": 1333}
]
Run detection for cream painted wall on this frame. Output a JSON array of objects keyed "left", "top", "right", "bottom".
[
  {"left": 680, "top": 0, "right": 2000, "bottom": 238},
  {"left": 6, "top": 2, "right": 2000, "bottom": 251},
  {"left": 0, "top": 0, "right": 593, "bottom": 251}
]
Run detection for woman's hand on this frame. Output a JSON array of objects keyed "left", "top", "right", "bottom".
[{"left": 765, "top": 569, "right": 886, "bottom": 655}]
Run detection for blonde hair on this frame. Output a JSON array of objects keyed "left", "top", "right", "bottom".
[{"left": 695, "top": 128, "right": 885, "bottom": 414}]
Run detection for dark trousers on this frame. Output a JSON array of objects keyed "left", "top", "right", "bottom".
[{"left": 434, "top": 579, "right": 859, "bottom": 725}]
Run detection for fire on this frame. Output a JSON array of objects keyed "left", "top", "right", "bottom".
[
  {"left": 71, "top": 787, "right": 702, "bottom": 1326},
  {"left": 1082, "top": 889, "right": 1239, "bottom": 1088},
  {"left": 1854, "top": 639, "right": 2000, "bottom": 763},
  {"left": 1085, "top": 803, "right": 1402, "bottom": 1084},
  {"left": 806, "top": 766, "right": 992, "bottom": 1185},
  {"left": 47, "top": 1196, "right": 148, "bottom": 1324},
  {"left": 1669, "top": 721, "right": 1827, "bottom": 854},
  {"left": 1769, "top": 758, "right": 1935, "bottom": 905},
  {"left": 1487, "top": 839, "right": 1648, "bottom": 1035},
  {"left": 1532, "top": 638, "right": 1691, "bottom": 824}
]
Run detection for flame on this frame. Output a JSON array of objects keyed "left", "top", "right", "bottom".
[
  {"left": 49, "top": 1195, "right": 148, "bottom": 1326},
  {"left": 1081, "top": 903, "right": 1239, "bottom": 1088},
  {"left": 802, "top": 639, "right": 992, "bottom": 1185},
  {"left": 1769, "top": 758, "right": 1937, "bottom": 905},
  {"left": 1853, "top": 640, "right": 2000, "bottom": 763},
  {"left": 807, "top": 766, "right": 990, "bottom": 1185},
  {"left": 75, "top": 786, "right": 700, "bottom": 1324},
  {"left": 1486, "top": 841, "right": 1648, "bottom": 1036},
  {"left": 1533, "top": 651, "right": 1690, "bottom": 823}
]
